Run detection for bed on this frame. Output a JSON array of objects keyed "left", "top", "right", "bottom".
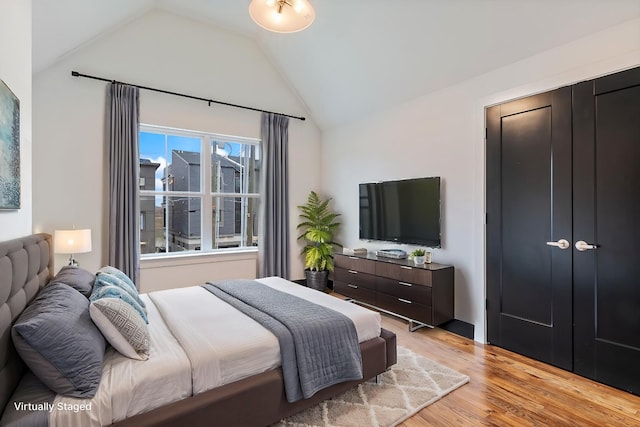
[{"left": 0, "top": 234, "right": 397, "bottom": 426}]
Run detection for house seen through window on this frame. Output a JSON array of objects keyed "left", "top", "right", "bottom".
[{"left": 139, "top": 125, "right": 260, "bottom": 256}]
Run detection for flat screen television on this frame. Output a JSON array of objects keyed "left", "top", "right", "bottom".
[{"left": 359, "top": 176, "right": 441, "bottom": 248}]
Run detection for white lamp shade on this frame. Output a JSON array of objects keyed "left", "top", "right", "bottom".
[
  {"left": 54, "top": 229, "right": 92, "bottom": 254},
  {"left": 249, "top": 0, "right": 315, "bottom": 33}
]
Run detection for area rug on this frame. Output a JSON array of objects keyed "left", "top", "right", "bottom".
[{"left": 273, "top": 346, "right": 470, "bottom": 427}]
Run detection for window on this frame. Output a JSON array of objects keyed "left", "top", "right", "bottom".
[{"left": 139, "top": 124, "right": 260, "bottom": 256}]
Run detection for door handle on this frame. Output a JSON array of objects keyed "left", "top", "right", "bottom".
[
  {"left": 546, "top": 239, "right": 570, "bottom": 250},
  {"left": 575, "top": 240, "right": 598, "bottom": 251}
]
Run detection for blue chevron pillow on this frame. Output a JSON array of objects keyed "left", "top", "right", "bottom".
[{"left": 90, "top": 283, "right": 148, "bottom": 324}]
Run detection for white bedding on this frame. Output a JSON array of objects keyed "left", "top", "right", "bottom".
[
  {"left": 257, "top": 276, "right": 381, "bottom": 342},
  {"left": 149, "top": 285, "right": 281, "bottom": 394},
  {"left": 49, "top": 277, "right": 381, "bottom": 426},
  {"left": 50, "top": 295, "right": 192, "bottom": 427}
]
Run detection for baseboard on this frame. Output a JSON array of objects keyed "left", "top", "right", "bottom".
[{"left": 439, "top": 319, "right": 474, "bottom": 340}]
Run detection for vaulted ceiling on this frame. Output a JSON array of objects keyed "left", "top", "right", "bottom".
[{"left": 32, "top": 0, "right": 640, "bottom": 129}]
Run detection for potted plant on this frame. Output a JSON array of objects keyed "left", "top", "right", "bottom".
[
  {"left": 297, "top": 191, "right": 342, "bottom": 291},
  {"left": 411, "top": 248, "right": 427, "bottom": 265}
]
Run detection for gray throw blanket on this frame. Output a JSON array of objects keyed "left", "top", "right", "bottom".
[{"left": 203, "top": 280, "right": 362, "bottom": 402}]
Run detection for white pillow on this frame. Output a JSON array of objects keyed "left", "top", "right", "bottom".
[{"left": 90, "top": 298, "right": 150, "bottom": 360}]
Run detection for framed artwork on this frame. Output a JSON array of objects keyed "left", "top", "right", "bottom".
[{"left": 0, "top": 78, "right": 20, "bottom": 210}]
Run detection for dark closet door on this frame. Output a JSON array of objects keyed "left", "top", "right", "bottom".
[
  {"left": 486, "top": 87, "right": 573, "bottom": 370},
  {"left": 573, "top": 67, "right": 640, "bottom": 394}
]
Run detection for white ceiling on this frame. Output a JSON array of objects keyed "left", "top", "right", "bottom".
[{"left": 32, "top": 0, "right": 640, "bottom": 129}]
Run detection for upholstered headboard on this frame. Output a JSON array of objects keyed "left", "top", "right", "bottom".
[{"left": 0, "top": 233, "right": 52, "bottom": 414}]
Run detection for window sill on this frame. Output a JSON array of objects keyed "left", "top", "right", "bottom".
[{"left": 140, "top": 248, "right": 258, "bottom": 269}]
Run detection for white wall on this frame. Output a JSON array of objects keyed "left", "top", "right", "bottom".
[
  {"left": 322, "top": 18, "right": 640, "bottom": 343},
  {"left": 32, "top": 9, "right": 321, "bottom": 283},
  {"left": 0, "top": 0, "right": 32, "bottom": 240},
  {"left": 139, "top": 251, "right": 258, "bottom": 293}
]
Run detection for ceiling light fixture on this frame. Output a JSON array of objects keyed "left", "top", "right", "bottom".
[{"left": 249, "top": 0, "right": 315, "bottom": 33}]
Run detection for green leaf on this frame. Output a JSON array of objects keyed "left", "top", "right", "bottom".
[{"left": 297, "top": 191, "right": 342, "bottom": 272}]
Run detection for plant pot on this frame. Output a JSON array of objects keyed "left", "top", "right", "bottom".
[
  {"left": 414, "top": 256, "right": 425, "bottom": 265},
  {"left": 305, "top": 269, "right": 329, "bottom": 291}
]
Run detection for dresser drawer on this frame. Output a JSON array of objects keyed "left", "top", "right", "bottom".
[
  {"left": 335, "top": 268, "right": 376, "bottom": 290},
  {"left": 333, "top": 253, "right": 454, "bottom": 329},
  {"left": 376, "top": 277, "right": 431, "bottom": 306},
  {"left": 376, "top": 292, "right": 432, "bottom": 325},
  {"left": 334, "top": 254, "right": 376, "bottom": 275},
  {"left": 375, "top": 262, "right": 432, "bottom": 286},
  {"left": 334, "top": 281, "right": 376, "bottom": 306}
]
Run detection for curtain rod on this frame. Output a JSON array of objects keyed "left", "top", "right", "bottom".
[{"left": 71, "top": 70, "right": 306, "bottom": 121}]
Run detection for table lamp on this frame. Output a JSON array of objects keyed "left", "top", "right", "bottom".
[{"left": 54, "top": 229, "right": 92, "bottom": 267}]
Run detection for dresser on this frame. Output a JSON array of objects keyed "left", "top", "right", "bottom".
[{"left": 333, "top": 252, "right": 454, "bottom": 331}]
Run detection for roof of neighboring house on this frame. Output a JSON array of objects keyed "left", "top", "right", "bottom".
[
  {"left": 139, "top": 158, "right": 161, "bottom": 169},
  {"left": 171, "top": 150, "right": 242, "bottom": 171}
]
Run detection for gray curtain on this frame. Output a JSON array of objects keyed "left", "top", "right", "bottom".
[
  {"left": 259, "top": 113, "right": 290, "bottom": 279},
  {"left": 106, "top": 83, "right": 140, "bottom": 285}
]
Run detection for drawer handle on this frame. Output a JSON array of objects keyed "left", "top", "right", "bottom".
[
  {"left": 398, "top": 298, "right": 412, "bottom": 304},
  {"left": 347, "top": 284, "right": 358, "bottom": 289},
  {"left": 348, "top": 270, "right": 358, "bottom": 274},
  {"left": 398, "top": 281, "right": 413, "bottom": 287},
  {"left": 400, "top": 266, "right": 413, "bottom": 270}
]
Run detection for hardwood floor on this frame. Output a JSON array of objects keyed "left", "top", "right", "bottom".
[{"left": 378, "top": 314, "right": 640, "bottom": 426}]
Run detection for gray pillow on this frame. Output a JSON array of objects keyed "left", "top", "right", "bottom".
[
  {"left": 0, "top": 372, "right": 56, "bottom": 426},
  {"left": 12, "top": 283, "right": 106, "bottom": 398},
  {"left": 50, "top": 265, "right": 96, "bottom": 298}
]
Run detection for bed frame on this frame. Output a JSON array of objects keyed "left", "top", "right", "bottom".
[{"left": 0, "top": 234, "right": 397, "bottom": 427}]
